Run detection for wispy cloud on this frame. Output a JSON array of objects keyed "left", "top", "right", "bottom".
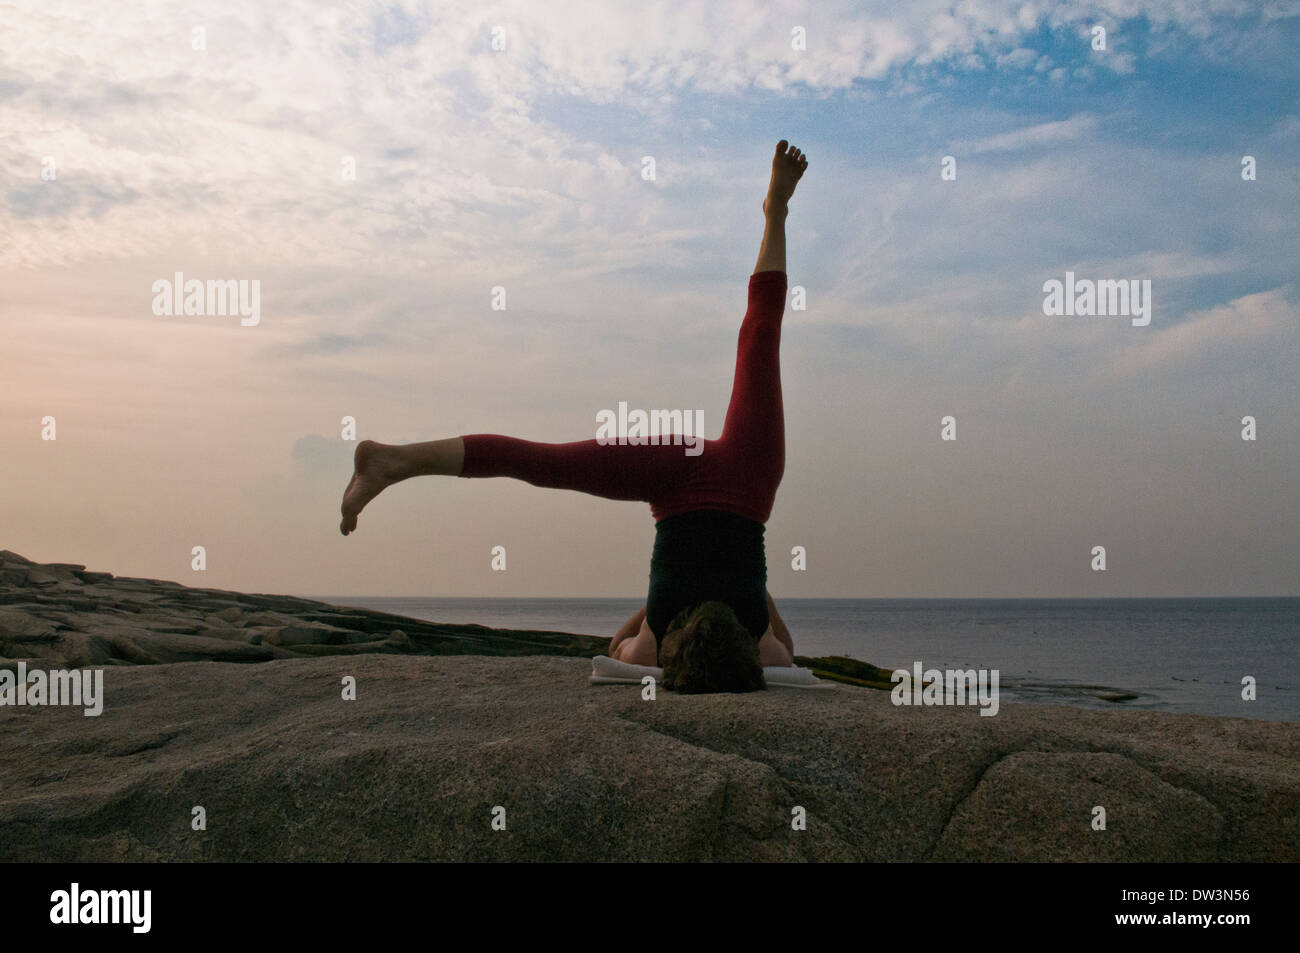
[
  {"left": 3, "top": 1, "right": 1298, "bottom": 596},
  {"left": 956, "top": 114, "right": 1100, "bottom": 154}
]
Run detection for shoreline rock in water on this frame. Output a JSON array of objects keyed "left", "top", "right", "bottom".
[{"left": 2, "top": 551, "right": 1297, "bottom": 862}]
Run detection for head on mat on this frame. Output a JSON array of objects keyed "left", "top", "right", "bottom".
[{"left": 659, "top": 601, "right": 766, "bottom": 694}]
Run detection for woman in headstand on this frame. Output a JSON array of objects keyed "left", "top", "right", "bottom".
[{"left": 340, "top": 139, "right": 809, "bottom": 693}]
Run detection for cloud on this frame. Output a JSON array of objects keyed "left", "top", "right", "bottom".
[
  {"left": 1105, "top": 287, "right": 1299, "bottom": 379},
  {"left": 996, "top": 47, "right": 1039, "bottom": 70},
  {"left": 956, "top": 114, "right": 1100, "bottom": 154},
  {"left": 2, "top": 1, "right": 1291, "bottom": 273},
  {"left": 1103, "top": 51, "right": 1138, "bottom": 74}
]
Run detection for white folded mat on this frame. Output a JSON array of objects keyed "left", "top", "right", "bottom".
[{"left": 590, "top": 654, "right": 834, "bottom": 689}]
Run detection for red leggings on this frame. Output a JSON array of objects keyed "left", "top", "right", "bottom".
[{"left": 459, "top": 270, "right": 788, "bottom": 524}]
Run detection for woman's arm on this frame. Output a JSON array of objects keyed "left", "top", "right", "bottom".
[
  {"left": 609, "top": 606, "right": 659, "bottom": 666},
  {"left": 609, "top": 605, "right": 647, "bottom": 655},
  {"left": 765, "top": 590, "right": 794, "bottom": 656}
]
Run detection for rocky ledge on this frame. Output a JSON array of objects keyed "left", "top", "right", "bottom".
[
  {"left": 1, "top": 551, "right": 1297, "bottom": 862},
  {"left": 0, "top": 549, "right": 610, "bottom": 667},
  {"left": 0, "top": 549, "right": 891, "bottom": 686}
]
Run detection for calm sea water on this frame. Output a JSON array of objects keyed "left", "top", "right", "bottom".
[{"left": 323, "top": 597, "right": 1300, "bottom": 723}]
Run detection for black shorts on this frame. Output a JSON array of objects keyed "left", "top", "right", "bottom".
[{"left": 645, "top": 509, "right": 769, "bottom": 642}]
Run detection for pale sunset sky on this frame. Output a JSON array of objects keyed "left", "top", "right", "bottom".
[{"left": 2, "top": 1, "right": 1298, "bottom": 598}]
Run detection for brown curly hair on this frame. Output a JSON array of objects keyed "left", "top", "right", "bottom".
[{"left": 660, "top": 601, "right": 766, "bottom": 694}]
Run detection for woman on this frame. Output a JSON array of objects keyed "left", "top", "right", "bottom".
[{"left": 340, "top": 139, "right": 809, "bottom": 693}]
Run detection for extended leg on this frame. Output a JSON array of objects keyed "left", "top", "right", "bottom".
[
  {"left": 341, "top": 432, "right": 694, "bottom": 535},
  {"left": 649, "top": 141, "right": 810, "bottom": 524},
  {"left": 457, "top": 434, "right": 692, "bottom": 501},
  {"left": 685, "top": 142, "right": 807, "bottom": 522}
]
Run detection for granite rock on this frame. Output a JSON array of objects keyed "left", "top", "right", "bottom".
[{"left": 0, "top": 655, "right": 1295, "bottom": 862}]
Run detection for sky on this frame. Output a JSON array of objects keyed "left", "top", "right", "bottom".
[{"left": 2, "top": 0, "right": 1298, "bottom": 599}]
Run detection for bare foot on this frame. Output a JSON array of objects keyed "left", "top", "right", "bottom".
[
  {"left": 762, "top": 139, "right": 808, "bottom": 215},
  {"left": 339, "top": 440, "right": 406, "bottom": 536}
]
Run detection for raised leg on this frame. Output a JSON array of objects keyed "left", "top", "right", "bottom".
[
  {"left": 648, "top": 140, "right": 811, "bottom": 525},
  {"left": 698, "top": 142, "right": 810, "bottom": 517}
]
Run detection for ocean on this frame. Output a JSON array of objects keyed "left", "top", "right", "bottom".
[{"left": 324, "top": 596, "right": 1300, "bottom": 723}]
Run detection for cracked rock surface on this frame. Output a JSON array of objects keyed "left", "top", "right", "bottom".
[
  {"left": 2, "top": 653, "right": 1296, "bottom": 862},
  {"left": 2, "top": 550, "right": 1296, "bottom": 861}
]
